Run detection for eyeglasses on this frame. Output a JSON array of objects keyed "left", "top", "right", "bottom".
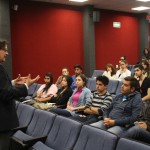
[
  {"left": 1, "top": 49, "right": 8, "bottom": 52},
  {"left": 44, "top": 77, "right": 50, "bottom": 80}
]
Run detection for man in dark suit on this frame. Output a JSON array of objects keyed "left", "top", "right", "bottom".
[{"left": 0, "top": 40, "right": 40, "bottom": 150}]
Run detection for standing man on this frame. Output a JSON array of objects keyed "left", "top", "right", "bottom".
[
  {"left": 71, "top": 64, "right": 83, "bottom": 89},
  {"left": 134, "top": 64, "right": 150, "bottom": 101},
  {"left": 0, "top": 40, "right": 40, "bottom": 150},
  {"left": 91, "top": 77, "right": 143, "bottom": 136}
]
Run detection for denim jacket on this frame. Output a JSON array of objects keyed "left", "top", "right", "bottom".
[{"left": 104, "top": 91, "right": 143, "bottom": 127}]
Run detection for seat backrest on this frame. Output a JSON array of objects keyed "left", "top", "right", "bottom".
[
  {"left": 128, "top": 65, "right": 133, "bottom": 71},
  {"left": 130, "top": 66, "right": 135, "bottom": 76},
  {"left": 25, "top": 84, "right": 41, "bottom": 100},
  {"left": 45, "top": 116, "right": 82, "bottom": 150},
  {"left": 116, "top": 138, "right": 150, "bottom": 150},
  {"left": 27, "top": 83, "right": 38, "bottom": 96},
  {"left": 107, "top": 80, "right": 119, "bottom": 94},
  {"left": 73, "top": 125, "right": 118, "bottom": 150},
  {"left": 92, "top": 70, "right": 104, "bottom": 78},
  {"left": 26, "top": 109, "right": 56, "bottom": 137},
  {"left": 87, "top": 78, "right": 96, "bottom": 92},
  {"left": 17, "top": 103, "right": 35, "bottom": 126},
  {"left": 32, "top": 84, "right": 41, "bottom": 98},
  {"left": 15, "top": 100, "right": 20, "bottom": 109},
  {"left": 115, "top": 81, "right": 123, "bottom": 95}
]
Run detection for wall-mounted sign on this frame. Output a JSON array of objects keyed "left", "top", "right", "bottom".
[{"left": 113, "top": 22, "right": 121, "bottom": 28}]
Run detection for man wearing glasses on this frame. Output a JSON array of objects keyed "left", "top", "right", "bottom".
[{"left": 0, "top": 40, "right": 40, "bottom": 149}]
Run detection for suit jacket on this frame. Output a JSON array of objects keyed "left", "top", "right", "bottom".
[{"left": 0, "top": 64, "right": 28, "bottom": 132}]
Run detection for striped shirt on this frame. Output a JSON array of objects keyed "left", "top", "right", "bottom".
[{"left": 86, "top": 91, "right": 112, "bottom": 113}]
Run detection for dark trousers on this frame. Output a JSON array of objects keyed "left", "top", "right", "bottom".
[
  {"left": 0, "top": 132, "right": 11, "bottom": 150},
  {"left": 70, "top": 114, "right": 100, "bottom": 124},
  {"left": 50, "top": 108, "right": 72, "bottom": 117},
  {"left": 122, "top": 125, "right": 150, "bottom": 144}
]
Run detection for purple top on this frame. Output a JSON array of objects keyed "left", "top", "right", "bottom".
[{"left": 71, "top": 88, "right": 82, "bottom": 106}]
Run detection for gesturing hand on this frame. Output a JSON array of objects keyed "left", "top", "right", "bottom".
[
  {"left": 14, "top": 74, "right": 27, "bottom": 85},
  {"left": 26, "top": 74, "right": 40, "bottom": 86}
]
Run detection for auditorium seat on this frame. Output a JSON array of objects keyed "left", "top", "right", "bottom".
[
  {"left": 116, "top": 138, "right": 150, "bottom": 150},
  {"left": 87, "top": 78, "right": 96, "bottom": 92},
  {"left": 92, "top": 70, "right": 105, "bottom": 78},
  {"left": 115, "top": 81, "right": 123, "bottom": 96},
  {"left": 30, "top": 116, "right": 82, "bottom": 150},
  {"left": 16, "top": 103, "right": 35, "bottom": 127},
  {"left": 73, "top": 125, "right": 118, "bottom": 150},
  {"left": 15, "top": 100, "right": 20, "bottom": 109},
  {"left": 107, "top": 80, "right": 119, "bottom": 95},
  {"left": 24, "top": 83, "right": 41, "bottom": 100},
  {"left": 10, "top": 109, "right": 56, "bottom": 150}
]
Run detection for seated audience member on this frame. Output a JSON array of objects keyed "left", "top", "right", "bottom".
[
  {"left": 50, "top": 74, "right": 92, "bottom": 117},
  {"left": 141, "top": 59, "right": 150, "bottom": 78},
  {"left": 34, "top": 72, "right": 57, "bottom": 102},
  {"left": 50, "top": 75, "right": 73, "bottom": 107},
  {"left": 134, "top": 64, "right": 150, "bottom": 101},
  {"left": 116, "top": 56, "right": 126, "bottom": 70},
  {"left": 143, "top": 48, "right": 150, "bottom": 60},
  {"left": 71, "top": 64, "right": 83, "bottom": 89},
  {"left": 103, "top": 64, "right": 116, "bottom": 80},
  {"left": 121, "top": 102, "right": 150, "bottom": 144},
  {"left": 116, "top": 60, "right": 131, "bottom": 81},
  {"left": 55, "top": 67, "right": 69, "bottom": 88},
  {"left": 91, "top": 77, "right": 143, "bottom": 136},
  {"left": 71, "top": 75, "right": 112, "bottom": 124}
]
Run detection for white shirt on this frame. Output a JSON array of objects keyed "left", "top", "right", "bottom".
[{"left": 116, "top": 69, "right": 131, "bottom": 81}]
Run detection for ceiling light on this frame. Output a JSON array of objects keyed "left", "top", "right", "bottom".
[
  {"left": 131, "top": 6, "right": 150, "bottom": 11},
  {"left": 136, "top": 0, "right": 150, "bottom": 2},
  {"left": 69, "top": 0, "right": 88, "bottom": 2}
]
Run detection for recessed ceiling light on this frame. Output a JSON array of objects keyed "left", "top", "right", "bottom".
[
  {"left": 131, "top": 6, "right": 150, "bottom": 11},
  {"left": 69, "top": 0, "right": 88, "bottom": 2},
  {"left": 136, "top": 0, "right": 150, "bottom": 2}
]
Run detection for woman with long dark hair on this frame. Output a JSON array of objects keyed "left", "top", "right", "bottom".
[
  {"left": 50, "top": 74, "right": 92, "bottom": 117},
  {"left": 103, "top": 64, "right": 116, "bottom": 80},
  {"left": 142, "top": 60, "right": 150, "bottom": 78},
  {"left": 34, "top": 72, "right": 57, "bottom": 102},
  {"left": 50, "top": 75, "right": 73, "bottom": 107}
]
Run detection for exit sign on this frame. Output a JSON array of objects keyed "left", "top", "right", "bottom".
[{"left": 113, "top": 22, "right": 121, "bottom": 28}]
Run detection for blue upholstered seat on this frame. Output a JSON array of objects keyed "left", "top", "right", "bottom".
[
  {"left": 116, "top": 138, "right": 150, "bottom": 150},
  {"left": 15, "top": 100, "right": 20, "bottom": 109},
  {"left": 92, "top": 70, "right": 105, "bottom": 78},
  {"left": 107, "top": 80, "right": 119, "bottom": 94},
  {"left": 10, "top": 110, "right": 56, "bottom": 150},
  {"left": 17, "top": 103, "right": 35, "bottom": 127},
  {"left": 73, "top": 125, "right": 118, "bottom": 150},
  {"left": 87, "top": 78, "right": 96, "bottom": 92},
  {"left": 31, "top": 116, "right": 82, "bottom": 150},
  {"left": 115, "top": 81, "right": 123, "bottom": 96},
  {"left": 25, "top": 83, "right": 41, "bottom": 100}
]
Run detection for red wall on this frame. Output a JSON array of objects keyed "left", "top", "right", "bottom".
[
  {"left": 95, "top": 10, "right": 140, "bottom": 69},
  {"left": 10, "top": 2, "right": 83, "bottom": 82},
  {"left": 10, "top": 2, "right": 140, "bottom": 81}
]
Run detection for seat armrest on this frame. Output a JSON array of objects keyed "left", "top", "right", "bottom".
[
  {"left": 11, "top": 126, "right": 28, "bottom": 134},
  {"left": 23, "top": 136, "right": 47, "bottom": 144}
]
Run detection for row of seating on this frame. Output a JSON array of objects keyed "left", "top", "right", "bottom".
[
  {"left": 25, "top": 66, "right": 134, "bottom": 100},
  {"left": 11, "top": 102, "right": 150, "bottom": 150},
  {"left": 24, "top": 79, "right": 122, "bottom": 101},
  {"left": 87, "top": 78, "right": 122, "bottom": 96},
  {"left": 91, "top": 65, "right": 135, "bottom": 78}
]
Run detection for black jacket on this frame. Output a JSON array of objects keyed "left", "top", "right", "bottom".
[{"left": 0, "top": 64, "right": 27, "bottom": 132}]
